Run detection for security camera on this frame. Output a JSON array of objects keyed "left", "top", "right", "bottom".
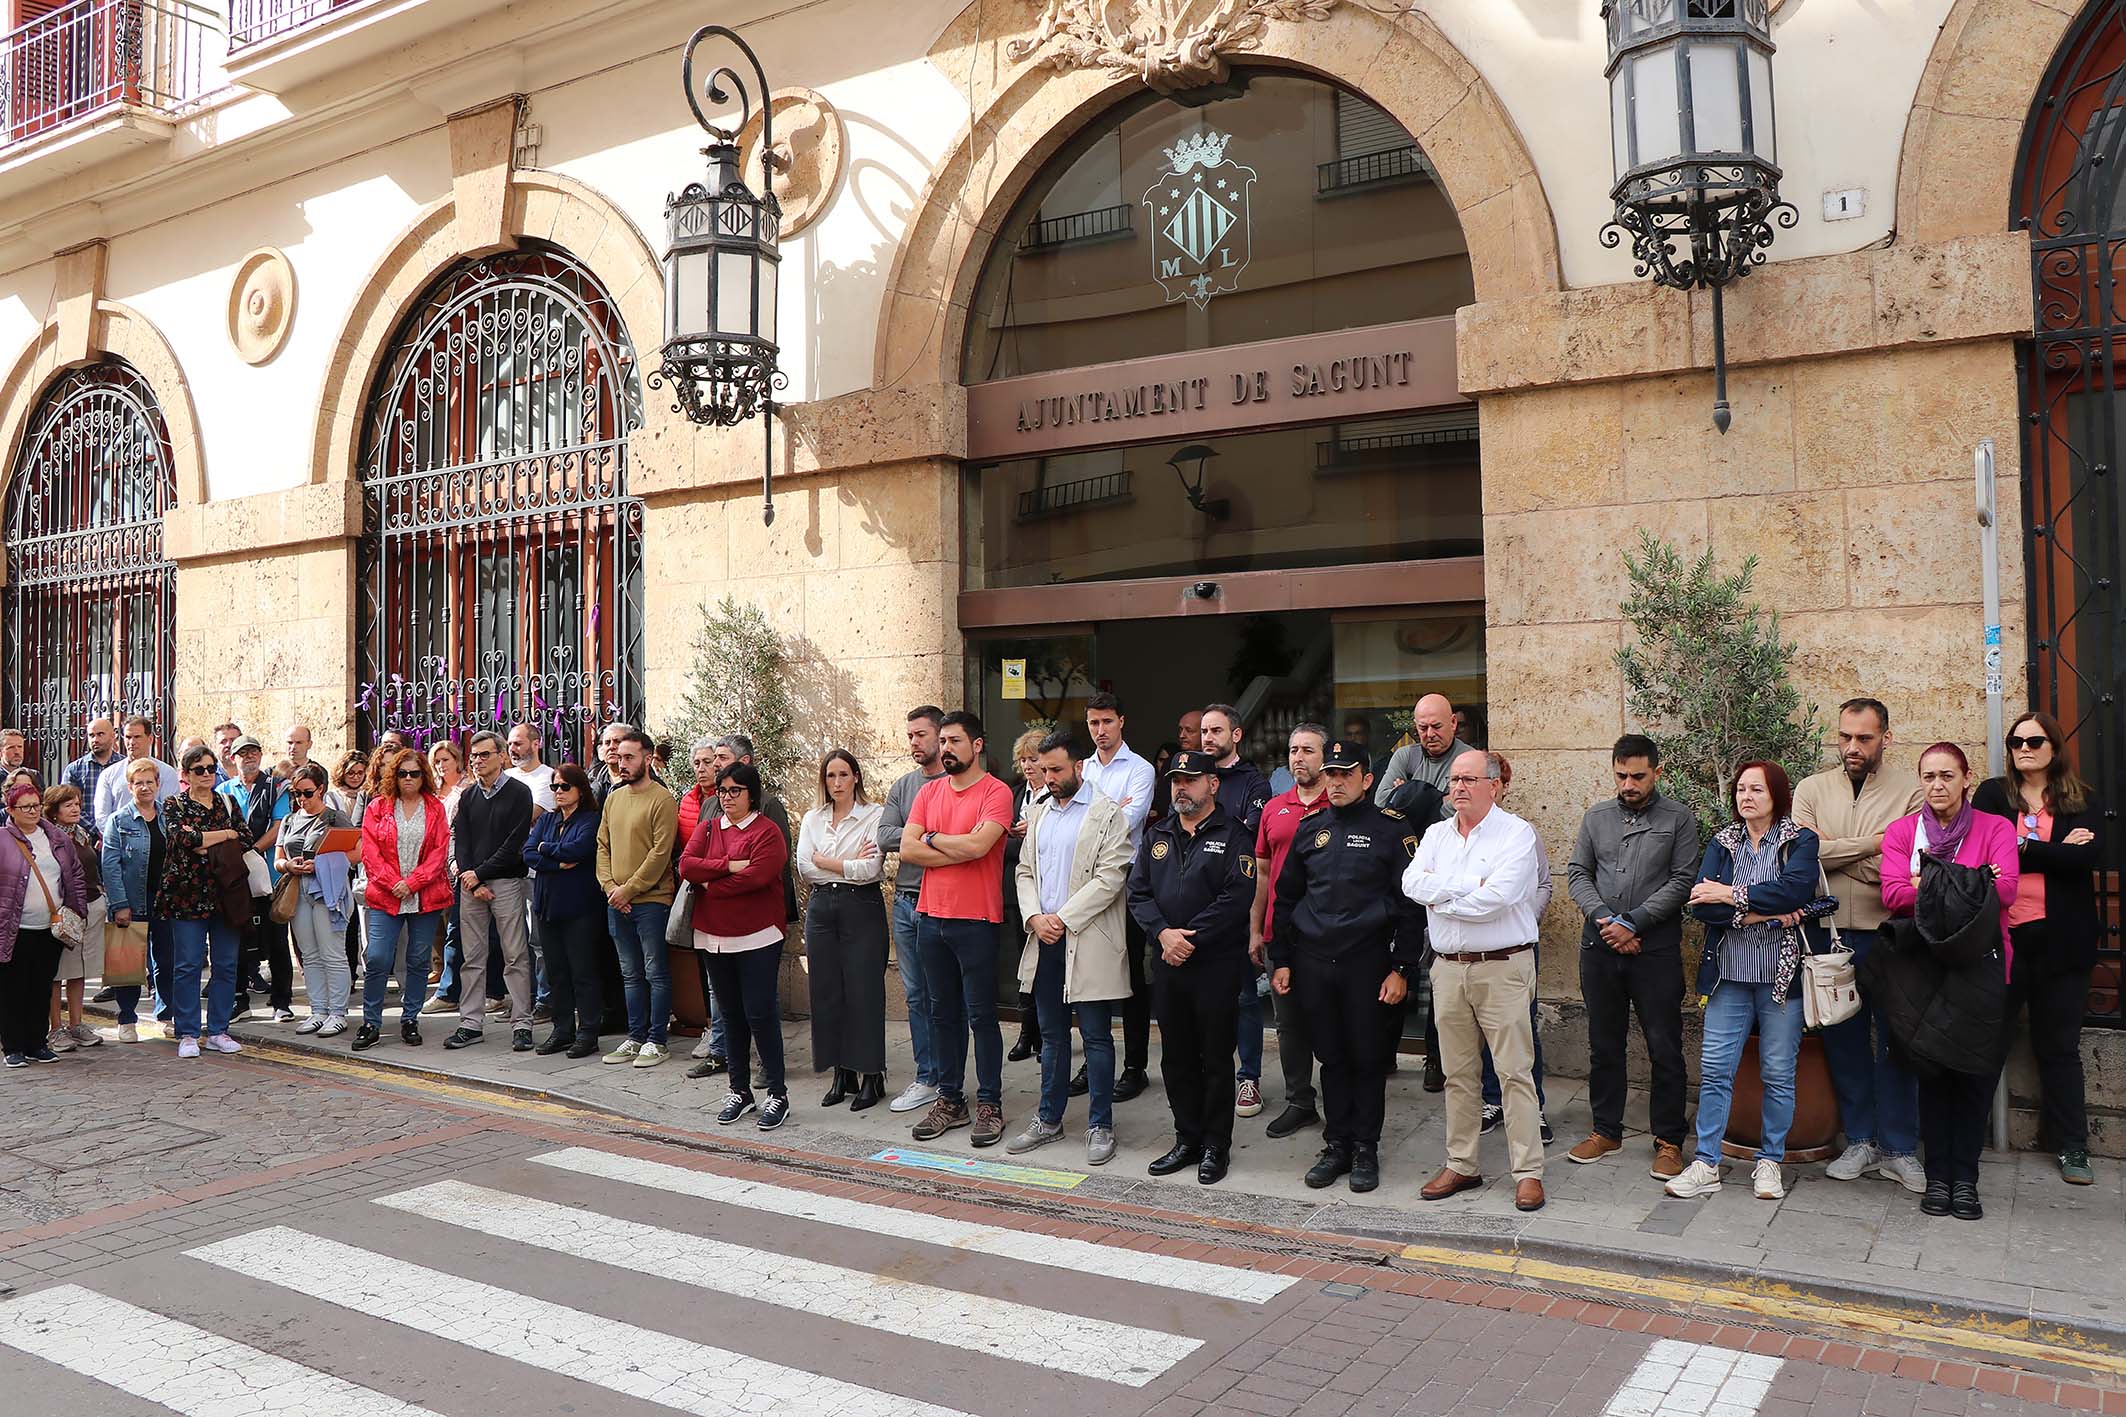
[{"left": 1188, "top": 581, "right": 1219, "bottom": 600}]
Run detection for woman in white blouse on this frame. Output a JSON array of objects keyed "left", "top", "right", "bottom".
[{"left": 796, "top": 749, "right": 887, "bottom": 1110}]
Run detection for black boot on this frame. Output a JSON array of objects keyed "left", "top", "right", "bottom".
[
  {"left": 1198, "top": 1144, "right": 1229, "bottom": 1185},
  {"left": 1349, "top": 1142, "right": 1380, "bottom": 1194},
  {"left": 851, "top": 1073, "right": 885, "bottom": 1111},
  {"left": 1306, "top": 1143, "right": 1354, "bottom": 1189},
  {"left": 1950, "top": 1182, "right": 1983, "bottom": 1221},
  {"left": 1008, "top": 1020, "right": 1041, "bottom": 1062},
  {"left": 822, "top": 1068, "right": 854, "bottom": 1107},
  {"left": 1920, "top": 1179, "right": 1952, "bottom": 1216},
  {"left": 1113, "top": 1067, "right": 1150, "bottom": 1102},
  {"left": 1422, "top": 1056, "right": 1446, "bottom": 1093}
]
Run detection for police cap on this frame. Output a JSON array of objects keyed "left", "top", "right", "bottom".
[
  {"left": 1164, "top": 749, "right": 1217, "bottom": 779},
  {"left": 1321, "top": 740, "right": 1367, "bottom": 771}
]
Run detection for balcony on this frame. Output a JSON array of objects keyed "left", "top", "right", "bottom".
[
  {"left": 0, "top": 0, "right": 211, "bottom": 195},
  {"left": 223, "top": 0, "right": 521, "bottom": 94}
]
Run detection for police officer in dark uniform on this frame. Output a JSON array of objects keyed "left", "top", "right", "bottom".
[
  {"left": 1270, "top": 741, "right": 1427, "bottom": 1194},
  {"left": 1128, "top": 750, "right": 1255, "bottom": 1185}
]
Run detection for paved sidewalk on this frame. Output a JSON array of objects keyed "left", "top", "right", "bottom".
[{"left": 193, "top": 996, "right": 2126, "bottom": 1348}]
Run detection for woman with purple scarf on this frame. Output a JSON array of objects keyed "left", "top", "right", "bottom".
[
  {"left": 1881, "top": 742, "right": 2020, "bottom": 1220},
  {"left": 0, "top": 779, "right": 88, "bottom": 1068}
]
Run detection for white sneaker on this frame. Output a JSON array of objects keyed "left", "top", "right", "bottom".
[
  {"left": 295, "top": 1015, "right": 324, "bottom": 1035},
  {"left": 690, "top": 1034, "right": 714, "bottom": 1059},
  {"left": 631, "top": 1042, "right": 669, "bottom": 1069},
  {"left": 1825, "top": 1140, "right": 1880, "bottom": 1181},
  {"left": 101, "top": 1024, "right": 138, "bottom": 1044},
  {"left": 205, "top": 1033, "right": 244, "bottom": 1055},
  {"left": 1871, "top": 1153, "right": 1927, "bottom": 1194},
  {"left": 889, "top": 1080, "right": 940, "bottom": 1114},
  {"left": 1664, "top": 1159, "right": 1722, "bottom": 1199},
  {"left": 177, "top": 1037, "right": 200, "bottom": 1059},
  {"left": 317, "top": 1016, "right": 348, "bottom": 1038},
  {"left": 1753, "top": 1158, "right": 1786, "bottom": 1199},
  {"left": 602, "top": 1040, "right": 641, "bottom": 1065}
]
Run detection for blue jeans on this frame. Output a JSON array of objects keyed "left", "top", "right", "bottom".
[
  {"left": 893, "top": 891, "right": 939, "bottom": 1087},
  {"left": 433, "top": 901, "right": 462, "bottom": 1005},
  {"left": 169, "top": 917, "right": 239, "bottom": 1040},
  {"left": 608, "top": 903, "right": 672, "bottom": 1045},
  {"left": 1032, "top": 936, "right": 1116, "bottom": 1129},
  {"left": 1694, "top": 979, "right": 1803, "bottom": 1167},
  {"left": 114, "top": 917, "right": 174, "bottom": 1026},
  {"left": 1820, "top": 929, "right": 1919, "bottom": 1156},
  {"left": 362, "top": 909, "right": 438, "bottom": 1026},
  {"left": 1482, "top": 994, "right": 1548, "bottom": 1110},
  {"left": 918, "top": 913, "right": 1003, "bottom": 1107},
  {"left": 1235, "top": 973, "right": 1263, "bottom": 1083}
]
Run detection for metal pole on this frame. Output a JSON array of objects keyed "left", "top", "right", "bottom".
[{"left": 1976, "top": 438, "right": 2010, "bottom": 1151}]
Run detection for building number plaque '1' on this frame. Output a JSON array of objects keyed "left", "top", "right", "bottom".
[{"left": 1144, "top": 130, "right": 1255, "bottom": 308}]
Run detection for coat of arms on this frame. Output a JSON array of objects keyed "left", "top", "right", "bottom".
[{"left": 1142, "top": 129, "right": 1255, "bottom": 309}]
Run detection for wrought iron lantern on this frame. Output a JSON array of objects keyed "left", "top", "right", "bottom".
[
  {"left": 1599, "top": 0, "right": 1795, "bottom": 433},
  {"left": 653, "top": 24, "right": 786, "bottom": 522},
  {"left": 1167, "top": 443, "right": 1229, "bottom": 521}
]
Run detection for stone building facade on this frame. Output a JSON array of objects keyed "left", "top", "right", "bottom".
[{"left": 0, "top": 0, "right": 2116, "bottom": 1141}]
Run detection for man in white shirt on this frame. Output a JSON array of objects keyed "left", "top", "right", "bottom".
[
  {"left": 94, "top": 716, "right": 179, "bottom": 830},
  {"left": 505, "top": 723, "right": 558, "bottom": 811},
  {"left": 1402, "top": 749, "right": 1548, "bottom": 1213},
  {"left": 1078, "top": 690, "right": 1156, "bottom": 1102}
]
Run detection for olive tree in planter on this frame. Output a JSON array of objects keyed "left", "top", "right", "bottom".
[
  {"left": 1614, "top": 531, "right": 1840, "bottom": 1160},
  {"left": 664, "top": 594, "right": 801, "bottom": 792}
]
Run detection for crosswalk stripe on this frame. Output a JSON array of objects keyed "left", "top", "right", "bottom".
[
  {"left": 188, "top": 1226, "right": 973, "bottom": 1417},
  {"left": 379, "top": 1178, "right": 1199, "bottom": 1386},
  {"left": 531, "top": 1145, "right": 1295, "bottom": 1305},
  {"left": 0, "top": 1283, "right": 447, "bottom": 1417}
]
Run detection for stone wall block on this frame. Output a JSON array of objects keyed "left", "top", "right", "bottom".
[
  {"left": 1620, "top": 369, "right": 1796, "bottom": 503},
  {"left": 730, "top": 481, "right": 842, "bottom": 578},
  {"left": 1484, "top": 501, "right": 1707, "bottom": 627},
  {"left": 1933, "top": 0, "right": 2074, "bottom": 118},
  {"left": 1476, "top": 384, "right": 1625, "bottom": 514},
  {"left": 1486, "top": 623, "right": 1624, "bottom": 752},
  {"left": 836, "top": 460, "right": 953, "bottom": 567},
  {"left": 1785, "top": 605, "right": 1992, "bottom": 745},
  {"left": 1790, "top": 342, "right": 2020, "bottom": 493},
  {"left": 1846, "top": 487, "right": 1999, "bottom": 610},
  {"left": 803, "top": 561, "right": 952, "bottom": 661},
  {"left": 1705, "top": 492, "right": 1848, "bottom": 613},
  {"left": 1872, "top": 233, "right": 2031, "bottom": 348}
]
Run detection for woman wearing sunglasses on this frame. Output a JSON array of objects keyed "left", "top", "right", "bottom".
[
  {"left": 276, "top": 763, "right": 355, "bottom": 1036},
  {"left": 1973, "top": 711, "right": 2101, "bottom": 1187},
  {"left": 355, "top": 748, "right": 449, "bottom": 1050},
  {"left": 161, "top": 745, "right": 247, "bottom": 1058},
  {"left": 523, "top": 762, "right": 603, "bottom": 1058}
]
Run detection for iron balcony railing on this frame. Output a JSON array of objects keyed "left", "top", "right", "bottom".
[
  {"left": 0, "top": 0, "right": 210, "bottom": 152},
  {"left": 1020, "top": 203, "right": 1134, "bottom": 252},
  {"left": 227, "top": 0, "right": 341, "bottom": 49},
  {"left": 1316, "top": 144, "right": 1436, "bottom": 196},
  {"left": 1017, "top": 470, "right": 1132, "bottom": 521}
]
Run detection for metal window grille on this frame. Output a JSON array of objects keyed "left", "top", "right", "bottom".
[
  {"left": 1019, "top": 203, "right": 1134, "bottom": 252},
  {"left": 2013, "top": 0, "right": 2126, "bottom": 1024},
  {"left": 227, "top": 0, "right": 343, "bottom": 49},
  {"left": 3, "top": 359, "right": 176, "bottom": 779},
  {"left": 1015, "top": 469, "right": 1133, "bottom": 520},
  {"left": 0, "top": 0, "right": 209, "bottom": 150},
  {"left": 355, "top": 245, "right": 646, "bottom": 764}
]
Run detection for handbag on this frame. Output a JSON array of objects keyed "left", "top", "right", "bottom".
[
  {"left": 1799, "top": 868, "right": 1860, "bottom": 1030},
  {"left": 268, "top": 868, "right": 303, "bottom": 924},
  {"left": 666, "top": 880, "right": 697, "bottom": 949},
  {"left": 102, "top": 918, "right": 149, "bottom": 987},
  {"left": 13, "top": 831, "right": 84, "bottom": 947},
  {"left": 241, "top": 848, "right": 273, "bottom": 899}
]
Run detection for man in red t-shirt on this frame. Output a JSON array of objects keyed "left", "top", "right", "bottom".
[
  {"left": 1250, "top": 722, "right": 1331, "bottom": 1139},
  {"left": 898, "top": 710, "right": 1016, "bottom": 1148}
]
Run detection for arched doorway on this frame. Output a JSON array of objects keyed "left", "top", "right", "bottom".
[
  {"left": 2, "top": 359, "right": 176, "bottom": 777},
  {"left": 355, "top": 243, "right": 646, "bottom": 761},
  {"left": 2015, "top": 0, "right": 2126, "bottom": 1019}
]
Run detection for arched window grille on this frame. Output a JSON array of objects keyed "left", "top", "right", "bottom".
[
  {"left": 3, "top": 359, "right": 176, "bottom": 777},
  {"left": 355, "top": 243, "right": 646, "bottom": 761}
]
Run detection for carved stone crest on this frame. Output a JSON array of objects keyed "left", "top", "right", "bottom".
[
  {"left": 228, "top": 247, "right": 295, "bottom": 365},
  {"left": 1007, "top": 0, "right": 1342, "bottom": 93},
  {"left": 737, "top": 88, "right": 846, "bottom": 239}
]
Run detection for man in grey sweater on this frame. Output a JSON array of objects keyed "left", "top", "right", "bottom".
[
  {"left": 877, "top": 705, "right": 948, "bottom": 1114},
  {"left": 1562, "top": 733, "right": 1700, "bottom": 1179},
  {"left": 1373, "top": 693, "right": 1473, "bottom": 816}
]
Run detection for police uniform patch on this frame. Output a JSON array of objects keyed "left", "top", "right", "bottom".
[
  {"left": 1403, "top": 835, "right": 1419, "bottom": 858},
  {"left": 1151, "top": 839, "right": 1170, "bottom": 860},
  {"left": 1314, "top": 829, "right": 1332, "bottom": 848},
  {"left": 1240, "top": 855, "right": 1255, "bottom": 878},
  {"left": 1381, "top": 807, "right": 1406, "bottom": 820}
]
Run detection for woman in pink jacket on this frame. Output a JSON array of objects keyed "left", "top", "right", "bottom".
[
  {"left": 1880, "top": 742, "right": 2018, "bottom": 1222},
  {"left": 356, "top": 747, "right": 451, "bottom": 1052}
]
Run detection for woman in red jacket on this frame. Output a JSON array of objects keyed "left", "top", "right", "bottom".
[
  {"left": 357, "top": 747, "right": 451, "bottom": 1052},
  {"left": 679, "top": 762, "right": 791, "bottom": 1130}
]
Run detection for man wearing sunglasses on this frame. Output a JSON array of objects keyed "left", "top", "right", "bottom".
[{"left": 1793, "top": 696, "right": 1927, "bottom": 1194}]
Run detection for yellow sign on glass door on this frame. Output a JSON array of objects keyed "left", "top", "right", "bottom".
[{"left": 1001, "top": 658, "right": 1026, "bottom": 700}]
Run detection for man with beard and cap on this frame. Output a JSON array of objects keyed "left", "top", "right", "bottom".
[
  {"left": 1129, "top": 750, "right": 1254, "bottom": 1185},
  {"left": 1270, "top": 741, "right": 1427, "bottom": 1194},
  {"left": 1794, "top": 696, "right": 1927, "bottom": 1194},
  {"left": 1563, "top": 734, "right": 1700, "bottom": 1179}
]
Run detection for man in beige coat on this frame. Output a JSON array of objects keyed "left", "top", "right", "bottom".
[{"left": 1008, "top": 730, "right": 1134, "bottom": 1166}]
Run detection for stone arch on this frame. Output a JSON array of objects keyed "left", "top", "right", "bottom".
[
  {"left": 0, "top": 301, "right": 206, "bottom": 508},
  {"left": 874, "top": 2, "right": 1559, "bottom": 389},
  {"left": 1895, "top": 0, "right": 2078, "bottom": 244},
  {"left": 310, "top": 168, "right": 670, "bottom": 487}
]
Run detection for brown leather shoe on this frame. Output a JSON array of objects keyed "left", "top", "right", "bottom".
[
  {"left": 1567, "top": 1133, "right": 1621, "bottom": 1164},
  {"left": 1515, "top": 1178, "right": 1545, "bottom": 1212},
  {"left": 1420, "top": 1166, "right": 1483, "bottom": 1201},
  {"left": 1649, "top": 1140, "right": 1685, "bottom": 1180}
]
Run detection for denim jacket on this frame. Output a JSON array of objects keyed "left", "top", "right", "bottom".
[
  {"left": 100, "top": 802, "right": 159, "bottom": 918},
  {"left": 1688, "top": 817, "right": 1826, "bottom": 1004}
]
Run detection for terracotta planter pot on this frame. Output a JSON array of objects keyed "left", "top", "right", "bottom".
[
  {"left": 1719, "top": 1033, "right": 1843, "bottom": 1163},
  {"left": 667, "top": 942, "right": 708, "bottom": 1036}
]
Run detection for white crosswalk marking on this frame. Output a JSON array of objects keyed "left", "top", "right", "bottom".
[
  {"left": 532, "top": 1145, "right": 1295, "bottom": 1304},
  {"left": 188, "top": 1226, "right": 975, "bottom": 1417},
  {"left": 1603, "top": 1339, "right": 1785, "bottom": 1417},
  {"left": 379, "top": 1178, "right": 1200, "bottom": 1385},
  {"left": 0, "top": 1283, "right": 447, "bottom": 1417}
]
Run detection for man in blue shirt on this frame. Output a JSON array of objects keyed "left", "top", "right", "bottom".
[{"left": 221, "top": 735, "right": 293, "bottom": 1022}]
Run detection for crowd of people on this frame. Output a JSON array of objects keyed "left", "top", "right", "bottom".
[{"left": 0, "top": 692, "right": 2101, "bottom": 1218}]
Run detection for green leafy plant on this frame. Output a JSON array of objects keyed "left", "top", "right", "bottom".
[
  {"left": 663, "top": 594, "right": 799, "bottom": 791},
  {"left": 1615, "top": 531, "right": 1826, "bottom": 841}
]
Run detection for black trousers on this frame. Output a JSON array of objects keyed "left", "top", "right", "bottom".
[
  {"left": 1919, "top": 1066, "right": 1997, "bottom": 1188},
  {"left": 1, "top": 927, "right": 61, "bottom": 1055},
  {"left": 537, "top": 909, "right": 604, "bottom": 1044},
  {"left": 1121, "top": 914, "right": 1150, "bottom": 1073},
  {"left": 234, "top": 909, "right": 292, "bottom": 1012},
  {"left": 2006, "top": 921, "right": 2091, "bottom": 1152},
  {"left": 704, "top": 942, "right": 785, "bottom": 1099},
  {"left": 1581, "top": 944, "right": 1688, "bottom": 1145},
  {"left": 1272, "top": 968, "right": 1316, "bottom": 1110},
  {"left": 807, "top": 884, "right": 888, "bottom": 1075},
  {"left": 1295, "top": 944, "right": 1398, "bottom": 1147},
  {"left": 1152, "top": 951, "right": 1243, "bottom": 1149}
]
